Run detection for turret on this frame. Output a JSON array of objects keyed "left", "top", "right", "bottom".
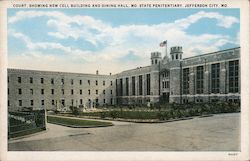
[
  {"left": 151, "top": 52, "right": 162, "bottom": 65},
  {"left": 170, "top": 46, "right": 183, "bottom": 61}
]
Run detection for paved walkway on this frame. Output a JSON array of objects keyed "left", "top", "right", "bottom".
[{"left": 8, "top": 113, "right": 240, "bottom": 151}]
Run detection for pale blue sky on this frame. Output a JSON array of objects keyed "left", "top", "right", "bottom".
[{"left": 8, "top": 8, "right": 240, "bottom": 74}]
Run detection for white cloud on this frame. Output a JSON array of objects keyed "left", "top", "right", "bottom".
[{"left": 8, "top": 10, "right": 239, "bottom": 73}]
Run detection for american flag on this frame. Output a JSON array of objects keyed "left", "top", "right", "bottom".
[{"left": 159, "top": 40, "right": 167, "bottom": 47}]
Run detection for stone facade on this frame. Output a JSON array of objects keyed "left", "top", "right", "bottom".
[{"left": 8, "top": 46, "right": 240, "bottom": 111}]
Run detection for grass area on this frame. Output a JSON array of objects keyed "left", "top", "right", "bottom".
[
  {"left": 47, "top": 116, "right": 113, "bottom": 127},
  {"left": 9, "top": 128, "right": 45, "bottom": 138}
]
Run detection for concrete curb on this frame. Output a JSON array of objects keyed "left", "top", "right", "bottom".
[{"left": 47, "top": 121, "right": 113, "bottom": 128}]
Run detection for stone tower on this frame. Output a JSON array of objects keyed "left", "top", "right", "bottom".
[
  {"left": 169, "top": 46, "right": 183, "bottom": 103},
  {"left": 150, "top": 52, "right": 162, "bottom": 103},
  {"left": 170, "top": 46, "right": 183, "bottom": 61}
]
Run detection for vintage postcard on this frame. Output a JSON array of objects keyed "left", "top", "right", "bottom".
[{"left": 0, "top": 0, "right": 249, "bottom": 160}]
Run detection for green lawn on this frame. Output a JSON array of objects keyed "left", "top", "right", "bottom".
[{"left": 47, "top": 116, "right": 113, "bottom": 127}]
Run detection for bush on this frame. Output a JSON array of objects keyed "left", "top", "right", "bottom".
[{"left": 69, "top": 106, "right": 79, "bottom": 116}]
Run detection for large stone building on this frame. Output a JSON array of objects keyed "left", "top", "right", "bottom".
[{"left": 8, "top": 46, "right": 240, "bottom": 111}]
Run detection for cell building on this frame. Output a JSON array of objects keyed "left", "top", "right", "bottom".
[{"left": 7, "top": 46, "right": 240, "bottom": 111}]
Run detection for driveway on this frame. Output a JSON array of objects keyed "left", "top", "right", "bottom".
[{"left": 8, "top": 113, "right": 240, "bottom": 151}]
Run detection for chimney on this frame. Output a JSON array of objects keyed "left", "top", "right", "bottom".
[
  {"left": 110, "top": 73, "right": 112, "bottom": 75},
  {"left": 96, "top": 70, "right": 99, "bottom": 75}
]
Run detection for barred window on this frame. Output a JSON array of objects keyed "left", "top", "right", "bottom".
[
  {"left": 196, "top": 66, "right": 204, "bottom": 94},
  {"left": 211, "top": 63, "right": 220, "bottom": 93},
  {"left": 183, "top": 68, "right": 189, "bottom": 94},
  {"left": 229, "top": 60, "right": 239, "bottom": 93}
]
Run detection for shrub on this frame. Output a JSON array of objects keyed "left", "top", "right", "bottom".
[{"left": 69, "top": 106, "right": 79, "bottom": 116}]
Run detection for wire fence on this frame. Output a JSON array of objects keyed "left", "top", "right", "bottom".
[{"left": 8, "top": 110, "right": 46, "bottom": 139}]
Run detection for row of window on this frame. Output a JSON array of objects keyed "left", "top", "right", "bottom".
[
  {"left": 9, "top": 98, "right": 113, "bottom": 107},
  {"left": 162, "top": 81, "right": 169, "bottom": 89},
  {"left": 182, "top": 60, "right": 239, "bottom": 94},
  {"left": 12, "top": 77, "right": 113, "bottom": 86},
  {"left": 10, "top": 88, "right": 113, "bottom": 95},
  {"left": 182, "top": 98, "right": 240, "bottom": 104},
  {"left": 117, "top": 74, "right": 151, "bottom": 96}
]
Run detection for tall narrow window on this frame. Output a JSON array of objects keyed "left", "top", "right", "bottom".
[
  {"left": 120, "top": 78, "right": 123, "bottom": 96},
  {"left": 126, "top": 77, "right": 129, "bottom": 96},
  {"left": 183, "top": 68, "right": 189, "bottom": 94},
  {"left": 196, "top": 66, "right": 204, "bottom": 94},
  {"left": 18, "top": 77, "right": 21, "bottom": 83},
  {"left": 229, "top": 60, "right": 239, "bottom": 93},
  {"left": 146, "top": 74, "right": 151, "bottom": 95},
  {"left": 18, "top": 88, "right": 22, "bottom": 95},
  {"left": 19, "top": 100, "right": 22, "bottom": 106},
  {"left": 80, "top": 89, "right": 82, "bottom": 95},
  {"left": 51, "top": 89, "right": 54, "bottom": 95},
  {"left": 30, "top": 100, "right": 34, "bottom": 106},
  {"left": 80, "top": 80, "right": 82, "bottom": 85},
  {"left": 41, "top": 100, "right": 44, "bottom": 106},
  {"left": 41, "top": 78, "right": 44, "bottom": 84},
  {"left": 30, "top": 89, "right": 33, "bottom": 95},
  {"left": 61, "top": 89, "right": 64, "bottom": 95},
  {"left": 139, "top": 75, "right": 143, "bottom": 95},
  {"left": 132, "top": 76, "right": 135, "bottom": 96},
  {"left": 71, "top": 89, "right": 74, "bottom": 95},
  {"left": 96, "top": 80, "right": 98, "bottom": 86},
  {"left": 111, "top": 81, "right": 113, "bottom": 86},
  {"left": 71, "top": 79, "right": 74, "bottom": 85},
  {"left": 51, "top": 78, "right": 54, "bottom": 84},
  {"left": 30, "top": 77, "right": 33, "bottom": 83},
  {"left": 103, "top": 81, "right": 105, "bottom": 86},
  {"left": 61, "top": 79, "right": 64, "bottom": 85},
  {"left": 41, "top": 89, "right": 44, "bottom": 95},
  {"left": 211, "top": 63, "right": 220, "bottom": 93}
]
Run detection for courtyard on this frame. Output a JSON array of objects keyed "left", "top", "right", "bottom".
[{"left": 8, "top": 113, "right": 240, "bottom": 151}]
